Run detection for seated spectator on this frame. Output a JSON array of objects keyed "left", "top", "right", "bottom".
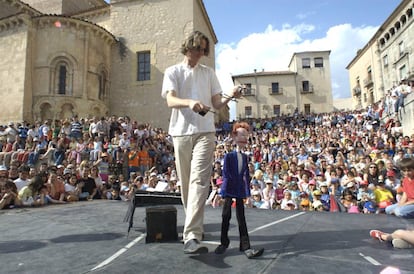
[
  {"left": 385, "top": 157, "right": 414, "bottom": 218},
  {"left": 89, "top": 166, "right": 104, "bottom": 199},
  {"left": 38, "top": 184, "right": 66, "bottom": 205},
  {"left": 251, "top": 190, "right": 265, "bottom": 209},
  {"left": 18, "top": 175, "right": 46, "bottom": 207},
  {"left": 312, "top": 190, "right": 325, "bottom": 211},
  {"left": 262, "top": 178, "right": 275, "bottom": 209},
  {"left": 370, "top": 228, "right": 414, "bottom": 249},
  {"left": 374, "top": 181, "right": 394, "bottom": 213},
  {"left": 384, "top": 169, "right": 401, "bottom": 200},
  {"left": 280, "top": 190, "right": 296, "bottom": 210},
  {"left": 77, "top": 166, "right": 97, "bottom": 201},
  {"left": 357, "top": 180, "right": 375, "bottom": 212},
  {"left": 13, "top": 164, "right": 30, "bottom": 192},
  {"left": 319, "top": 182, "right": 331, "bottom": 211},
  {"left": 300, "top": 197, "right": 311, "bottom": 211},
  {"left": 0, "top": 180, "right": 21, "bottom": 209},
  {"left": 340, "top": 188, "right": 358, "bottom": 213},
  {"left": 46, "top": 172, "right": 65, "bottom": 202},
  {"left": 64, "top": 173, "right": 81, "bottom": 202}
]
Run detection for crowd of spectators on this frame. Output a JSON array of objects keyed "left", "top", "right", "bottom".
[
  {"left": 382, "top": 79, "right": 413, "bottom": 119},
  {"left": 1, "top": 97, "right": 414, "bottom": 218}
]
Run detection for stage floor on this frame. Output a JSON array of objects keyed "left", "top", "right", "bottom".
[{"left": 1, "top": 200, "right": 413, "bottom": 274}]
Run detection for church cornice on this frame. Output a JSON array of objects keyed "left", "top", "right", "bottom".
[
  {"left": 66, "top": 5, "right": 110, "bottom": 19},
  {"left": 32, "top": 15, "right": 117, "bottom": 45},
  {"left": 0, "top": 12, "right": 31, "bottom": 32},
  {"left": 2, "top": 0, "right": 42, "bottom": 17}
]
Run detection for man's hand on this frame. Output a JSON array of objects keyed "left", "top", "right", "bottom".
[{"left": 189, "top": 100, "right": 210, "bottom": 114}]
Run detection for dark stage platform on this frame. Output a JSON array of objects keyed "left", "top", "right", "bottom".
[{"left": 0, "top": 200, "right": 413, "bottom": 274}]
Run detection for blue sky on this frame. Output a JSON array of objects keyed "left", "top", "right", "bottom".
[{"left": 203, "top": 0, "right": 402, "bottom": 99}]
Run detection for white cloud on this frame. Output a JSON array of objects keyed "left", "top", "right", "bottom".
[{"left": 215, "top": 23, "right": 379, "bottom": 102}]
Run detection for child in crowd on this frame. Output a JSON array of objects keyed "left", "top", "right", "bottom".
[
  {"left": 357, "top": 180, "right": 375, "bottom": 212},
  {"left": 374, "top": 181, "right": 395, "bottom": 213},
  {"left": 262, "top": 178, "right": 275, "bottom": 209},
  {"left": 385, "top": 157, "right": 414, "bottom": 218},
  {"left": 312, "top": 190, "right": 325, "bottom": 211},
  {"left": 280, "top": 190, "right": 296, "bottom": 210},
  {"left": 319, "top": 182, "right": 331, "bottom": 211},
  {"left": 251, "top": 190, "right": 265, "bottom": 209}
]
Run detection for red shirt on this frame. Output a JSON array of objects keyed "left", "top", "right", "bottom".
[{"left": 402, "top": 177, "right": 414, "bottom": 201}]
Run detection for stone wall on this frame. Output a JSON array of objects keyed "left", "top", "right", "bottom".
[
  {"left": 106, "top": 0, "right": 215, "bottom": 129},
  {"left": 400, "top": 92, "right": 414, "bottom": 137},
  {"left": 0, "top": 23, "right": 28, "bottom": 122}
]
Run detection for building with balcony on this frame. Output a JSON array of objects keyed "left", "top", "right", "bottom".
[
  {"left": 347, "top": 0, "right": 414, "bottom": 109},
  {"left": 232, "top": 51, "right": 333, "bottom": 119}
]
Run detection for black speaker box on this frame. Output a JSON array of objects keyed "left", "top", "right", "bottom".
[
  {"left": 135, "top": 191, "right": 182, "bottom": 206},
  {"left": 145, "top": 206, "right": 178, "bottom": 243}
]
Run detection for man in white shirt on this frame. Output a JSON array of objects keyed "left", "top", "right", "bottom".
[{"left": 161, "top": 31, "right": 242, "bottom": 254}]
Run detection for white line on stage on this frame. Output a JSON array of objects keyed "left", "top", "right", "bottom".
[{"left": 91, "top": 234, "right": 146, "bottom": 271}]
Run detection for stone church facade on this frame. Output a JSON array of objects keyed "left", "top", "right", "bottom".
[{"left": 0, "top": 0, "right": 221, "bottom": 129}]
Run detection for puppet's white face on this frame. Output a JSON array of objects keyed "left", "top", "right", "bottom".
[{"left": 234, "top": 128, "right": 249, "bottom": 149}]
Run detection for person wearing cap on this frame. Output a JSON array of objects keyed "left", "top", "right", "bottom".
[
  {"left": 312, "top": 190, "right": 325, "bottom": 211},
  {"left": 384, "top": 169, "right": 401, "bottom": 198},
  {"left": 318, "top": 182, "right": 331, "bottom": 211},
  {"left": 214, "top": 122, "right": 264, "bottom": 258},
  {"left": 5, "top": 122, "right": 18, "bottom": 144},
  {"left": 0, "top": 165, "right": 8, "bottom": 186},
  {"left": 262, "top": 178, "right": 275, "bottom": 209},
  {"left": 280, "top": 190, "right": 297, "bottom": 210},
  {"left": 93, "top": 152, "right": 110, "bottom": 184},
  {"left": 161, "top": 31, "right": 243, "bottom": 255},
  {"left": 357, "top": 180, "right": 375, "bottom": 212}
]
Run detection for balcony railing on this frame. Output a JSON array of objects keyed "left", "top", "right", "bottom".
[
  {"left": 242, "top": 88, "right": 255, "bottom": 96},
  {"left": 268, "top": 87, "right": 283, "bottom": 95},
  {"left": 363, "top": 77, "right": 373, "bottom": 87},
  {"left": 300, "top": 86, "right": 314, "bottom": 94},
  {"left": 353, "top": 86, "right": 361, "bottom": 96}
]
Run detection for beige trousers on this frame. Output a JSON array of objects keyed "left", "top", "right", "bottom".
[{"left": 173, "top": 132, "right": 215, "bottom": 243}]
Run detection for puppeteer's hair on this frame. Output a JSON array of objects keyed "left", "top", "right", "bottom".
[
  {"left": 232, "top": 122, "right": 250, "bottom": 136},
  {"left": 180, "top": 31, "right": 210, "bottom": 56}
]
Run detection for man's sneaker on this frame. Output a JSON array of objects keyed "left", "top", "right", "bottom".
[
  {"left": 392, "top": 239, "right": 413, "bottom": 249},
  {"left": 183, "top": 239, "right": 208, "bottom": 254},
  {"left": 244, "top": 248, "right": 264, "bottom": 259}
]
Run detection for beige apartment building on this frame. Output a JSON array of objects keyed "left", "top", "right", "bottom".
[
  {"left": 0, "top": 0, "right": 221, "bottom": 129},
  {"left": 232, "top": 51, "right": 333, "bottom": 119},
  {"left": 347, "top": 0, "right": 414, "bottom": 109}
]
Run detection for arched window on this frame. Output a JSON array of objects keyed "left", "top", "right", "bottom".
[
  {"left": 98, "top": 69, "right": 107, "bottom": 100},
  {"left": 50, "top": 56, "right": 75, "bottom": 96},
  {"left": 58, "top": 63, "right": 67, "bottom": 94}
]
